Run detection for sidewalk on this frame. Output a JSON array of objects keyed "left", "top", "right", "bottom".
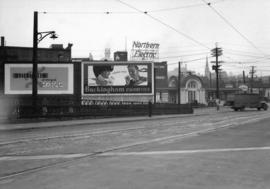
[{"left": 0, "top": 107, "right": 222, "bottom": 131}]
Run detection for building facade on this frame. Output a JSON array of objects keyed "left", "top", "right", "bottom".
[
  {"left": 0, "top": 40, "right": 73, "bottom": 117},
  {"left": 168, "top": 73, "right": 207, "bottom": 105},
  {"left": 0, "top": 40, "right": 73, "bottom": 94}
]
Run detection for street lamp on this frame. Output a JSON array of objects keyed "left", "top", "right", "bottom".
[
  {"left": 32, "top": 11, "right": 58, "bottom": 115},
  {"left": 37, "top": 31, "right": 58, "bottom": 43}
]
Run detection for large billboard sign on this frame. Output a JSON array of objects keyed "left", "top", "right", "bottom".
[
  {"left": 131, "top": 41, "right": 159, "bottom": 61},
  {"left": 82, "top": 62, "right": 153, "bottom": 95},
  {"left": 5, "top": 64, "right": 74, "bottom": 94}
]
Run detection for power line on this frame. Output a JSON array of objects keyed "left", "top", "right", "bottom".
[
  {"left": 223, "top": 48, "right": 264, "bottom": 57},
  {"left": 160, "top": 48, "right": 210, "bottom": 55},
  {"left": 149, "top": 0, "right": 225, "bottom": 13},
  {"left": 183, "top": 57, "right": 208, "bottom": 63},
  {"left": 201, "top": 0, "right": 268, "bottom": 57},
  {"left": 167, "top": 57, "right": 207, "bottom": 66},
  {"left": 115, "top": 0, "right": 211, "bottom": 50},
  {"left": 225, "top": 51, "right": 266, "bottom": 59},
  {"left": 159, "top": 51, "right": 209, "bottom": 59},
  {"left": 41, "top": 1, "right": 225, "bottom": 15}
]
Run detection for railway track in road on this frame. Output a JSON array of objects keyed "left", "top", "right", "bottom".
[
  {"left": 0, "top": 110, "right": 267, "bottom": 146},
  {"left": 0, "top": 111, "right": 270, "bottom": 181}
]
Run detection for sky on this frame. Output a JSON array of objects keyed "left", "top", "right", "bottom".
[{"left": 1, "top": 0, "right": 270, "bottom": 76}]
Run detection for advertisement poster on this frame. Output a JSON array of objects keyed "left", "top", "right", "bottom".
[
  {"left": 5, "top": 64, "right": 73, "bottom": 94},
  {"left": 82, "top": 62, "right": 153, "bottom": 95}
]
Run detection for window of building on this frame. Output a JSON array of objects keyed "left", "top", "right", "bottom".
[{"left": 187, "top": 81, "right": 197, "bottom": 89}]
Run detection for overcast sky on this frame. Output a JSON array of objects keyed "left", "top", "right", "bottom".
[{"left": 1, "top": 0, "right": 270, "bottom": 76}]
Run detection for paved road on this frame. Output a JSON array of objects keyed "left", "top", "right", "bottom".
[{"left": 0, "top": 108, "right": 269, "bottom": 188}]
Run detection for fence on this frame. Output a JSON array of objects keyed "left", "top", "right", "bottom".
[
  {"left": 1, "top": 96, "right": 193, "bottom": 120},
  {"left": 15, "top": 99, "right": 193, "bottom": 119}
]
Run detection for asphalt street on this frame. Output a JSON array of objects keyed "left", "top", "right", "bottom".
[{"left": 0, "top": 107, "right": 270, "bottom": 189}]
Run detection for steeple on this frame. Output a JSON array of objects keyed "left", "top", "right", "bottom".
[{"left": 205, "top": 56, "right": 210, "bottom": 78}]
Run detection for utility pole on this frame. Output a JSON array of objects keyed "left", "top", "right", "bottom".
[
  {"left": 32, "top": 11, "right": 57, "bottom": 116},
  {"left": 250, "top": 66, "right": 256, "bottom": 93},
  {"left": 32, "top": 11, "right": 38, "bottom": 114},
  {"left": 178, "top": 61, "right": 181, "bottom": 105},
  {"left": 242, "top": 70, "right": 246, "bottom": 84},
  {"left": 211, "top": 43, "right": 223, "bottom": 110},
  {"left": 211, "top": 44, "right": 222, "bottom": 98}
]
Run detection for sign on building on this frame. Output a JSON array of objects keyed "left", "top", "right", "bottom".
[
  {"left": 5, "top": 64, "right": 74, "bottom": 94},
  {"left": 131, "top": 41, "right": 159, "bottom": 61},
  {"left": 239, "top": 84, "right": 248, "bottom": 92},
  {"left": 154, "top": 62, "right": 168, "bottom": 89},
  {"left": 82, "top": 61, "right": 153, "bottom": 95}
]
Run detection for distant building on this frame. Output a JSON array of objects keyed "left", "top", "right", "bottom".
[
  {"left": 0, "top": 37, "right": 74, "bottom": 117},
  {"left": 114, "top": 51, "right": 128, "bottom": 61},
  {"left": 0, "top": 37, "right": 73, "bottom": 94},
  {"left": 168, "top": 70, "right": 207, "bottom": 105}
]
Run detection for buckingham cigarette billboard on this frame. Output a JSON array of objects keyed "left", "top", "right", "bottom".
[
  {"left": 5, "top": 64, "right": 74, "bottom": 94},
  {"left": 82, "top": 61, "right": 154, "bottom": 95}
]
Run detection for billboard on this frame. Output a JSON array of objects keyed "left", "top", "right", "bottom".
[
  {"left": 82, "top": 62, "right": 153, "bottom": 95},
  {"left": 5, "top": 64, "right": 74, "bottom": 94}
]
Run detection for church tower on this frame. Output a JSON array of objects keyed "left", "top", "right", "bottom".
[{"left": 205, "top": 56, "right": 210, "bottom": 78}]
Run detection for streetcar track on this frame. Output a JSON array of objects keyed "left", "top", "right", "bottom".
[
  {"left": 0, "top": 113, "right": 269, "bottom": 180},
  {"left": 0, "top": 113, "right": 263, "bottom": 146}
]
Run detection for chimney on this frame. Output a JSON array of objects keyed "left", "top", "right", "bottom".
[
  {"left": 1, "top": 36, "right": 5, "bottom": 47},
  {"left": 66, "top": 43, "right": 73, "bottom": 50}
]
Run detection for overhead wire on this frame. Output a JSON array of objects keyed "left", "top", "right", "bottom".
[
  {"left": 148, "top": 0, "right": 225, "bottom": 13},
  {"left": 115, "top": 0, "right": 211, "bottom": 50},
  {"left": 160, "top": 52, "right": 210, "bottom": 60},
  {"left": 167, "top": 57, "right": 207, "bottom": 66},
  {"left": 201, "top": 0, "right": 268, "bottom": 57},
  {"left": 41, "top": 0, "right": 226, "bottom": 14},
  {"left": 222, "top": 48, "right": 264, "bottom": 57},
  {"left": 224, "top": 51, "right": 266, "bottom": 59}
]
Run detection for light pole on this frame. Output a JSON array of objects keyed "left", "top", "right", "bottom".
[{"left": 32, "top": 11, "right": 57, "bottom": 115}]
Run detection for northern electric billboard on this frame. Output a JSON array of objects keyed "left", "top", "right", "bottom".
[
  {"left": 82, "top": 61, "right": 153, "bottom": 95},
  {"left": 5, "top": 64, "right": 74, "bottom": 94}
]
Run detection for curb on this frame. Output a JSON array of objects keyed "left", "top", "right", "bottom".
[{"left": 0, "top": 113, "right": 211, "bottom": 132}]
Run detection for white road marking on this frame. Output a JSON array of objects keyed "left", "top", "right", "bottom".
[
  {"left": 2, "top": 146, "right": 270, "bottom": 161},
  {"left": 0, "top": 153, "right": 90, "bottom": 161},
  {"left": 100, "top": 146, "right": 270, "bottom": 156}
]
